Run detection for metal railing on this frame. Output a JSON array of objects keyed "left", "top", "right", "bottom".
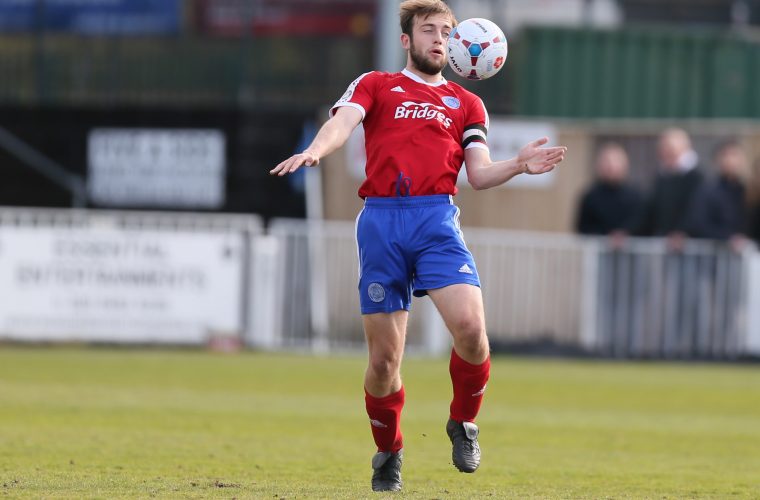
[
  {"left": 592, "top": 239, "right": 749, "bottom": 359},
  {"left": 252, "top": 218, "right": 760, "bottom": 359},
  {"left": 0, "top": 127, "right": 86, "bottom": 207}
]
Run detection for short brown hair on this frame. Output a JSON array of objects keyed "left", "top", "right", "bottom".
[{"left": 399, "top": 0, "right": 456, "bottom": 36}]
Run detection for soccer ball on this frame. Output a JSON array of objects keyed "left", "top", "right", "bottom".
[{"left": 447, "top": 18, "right": 508, "bottom": 81}]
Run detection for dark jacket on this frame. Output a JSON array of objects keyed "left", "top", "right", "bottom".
[
  {"left": 747, "top": 202, "right": 760, "bottom": 245},
  {"left": 576, "top": 182, "right": 642, "bottom": 235},
  {"left": 633, "top": 167, "right": 704, "bottom": 236},
  {"left": 686, "top": 176, "right": 746, "bottom": 240}
]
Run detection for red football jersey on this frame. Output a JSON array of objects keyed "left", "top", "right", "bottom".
[{"left": 330, "top": 69, "right": 489, "bottom": 198}]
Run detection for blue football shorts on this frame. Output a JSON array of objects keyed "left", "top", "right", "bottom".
[{"left": 355, "top": 194, "right": 481, "bottom": 314}]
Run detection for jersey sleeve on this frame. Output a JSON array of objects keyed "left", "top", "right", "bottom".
[
  {"left": 329, "top": 71, "right": 377, "bottom": 120},
  {"left": 462, "top": 95, "right": 489, "bottom": 151}
]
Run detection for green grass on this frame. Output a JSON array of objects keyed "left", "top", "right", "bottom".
[{"left": 0, "top": 347, "right": 759, "bottom": 499}]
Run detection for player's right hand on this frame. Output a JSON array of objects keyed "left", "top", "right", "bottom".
[{"left": 270, "top": 150, "right": 320, "bottom": 176}]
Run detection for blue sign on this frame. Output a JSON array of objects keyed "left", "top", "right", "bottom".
[{"left": 0, "top": 0, "right": 181, "bottom": 35}]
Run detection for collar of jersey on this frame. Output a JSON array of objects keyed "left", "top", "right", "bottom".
[{"left": 401, "top": 68, "right": 448, "bottom": 87}]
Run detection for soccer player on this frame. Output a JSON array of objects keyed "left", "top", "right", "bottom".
[{"left": 271, "top": 0, "right": 566, "bottom": 492}]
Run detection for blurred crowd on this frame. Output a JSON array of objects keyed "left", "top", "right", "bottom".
[{"left": 575, "top": 128, "right": 760, "bottom": 251}]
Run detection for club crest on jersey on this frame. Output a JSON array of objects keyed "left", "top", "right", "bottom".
[
  {"left": 336, "top": 73, "right": 367, "bottom": 104},
  {"left": 394, "top": 101, "right": 453, "bottom": 128},
  {"left": 442, "top": 96, "right": 461, "bottom": 109}
]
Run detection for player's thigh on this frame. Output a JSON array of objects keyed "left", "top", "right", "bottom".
[
  {"left": 411, "top": 205, "right": 480, "bottom": 295},
  {"left": 427, "top": 283, "right": 486, "bottom": 336},
  {"left": 356, "top": 208, "right": 413, "bottom": 313},
  {"left": 363, "top": 310, "right": 409, "bottom": 360}
]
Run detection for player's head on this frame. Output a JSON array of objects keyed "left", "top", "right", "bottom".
[
  {"left": 399, "top": 0, "right": 457, "bottom": 76},
  {"left": 595, "top": 142, "right": 629, "bottom": 185}
]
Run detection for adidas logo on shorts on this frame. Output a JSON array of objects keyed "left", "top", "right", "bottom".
[{"left": 458, "top": 264, "right": 473, "bottom": 274}]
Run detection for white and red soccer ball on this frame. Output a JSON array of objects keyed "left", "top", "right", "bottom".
[{"left": 447, "top": 18, "right": 508, "bottom": 81}]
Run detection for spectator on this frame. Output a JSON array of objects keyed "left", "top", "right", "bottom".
[
  {"left": 749, "top": 157, "right": 760, "bottom": 247},
  {"left": 687, "top": 141, "right": 750, "bottom": 352},
  {"left": 633, "top": 128, "right": 705, "bottom": 250},
  {"left": 577, "top": 143, "right": 643, "bottom": 354},
  {"left": 576, "top": 142, "right": 642, "bottom": 237},
  {"left": 687, "top": 140, "right": 749, "bottom": 251}
]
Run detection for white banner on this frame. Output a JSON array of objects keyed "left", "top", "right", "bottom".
[
  {"left": 88, "top": 128, "right": 226, "bottom": 208},
  {"left": 0, "top": 226, "right": 244, "bottom": 343}
]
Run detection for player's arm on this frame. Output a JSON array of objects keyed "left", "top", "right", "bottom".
[
  {"left": 270, "top": 106, "right": 363, "bottom": 176},
  {"left": 464, "top": 137, "right": 567, "bottom": 190}
]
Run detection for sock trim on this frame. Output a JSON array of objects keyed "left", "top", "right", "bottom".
[
  {"left": 365, "top": 386, "right": 405, "bottom": 405},
  {"left": 451, "top": 348, "right": 490, "bottom": 370}
]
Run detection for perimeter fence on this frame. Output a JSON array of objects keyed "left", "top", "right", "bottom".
[{"left": 2, "top": 209, "right": 759, "bottom": 359}]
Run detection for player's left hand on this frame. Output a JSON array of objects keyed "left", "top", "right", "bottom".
[{"left": 517, "top": 137, "right": 567, "bottom": 175}]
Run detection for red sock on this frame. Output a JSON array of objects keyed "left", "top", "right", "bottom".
[
  {"left": 449, "top": 348, "right": 490, "bottom": 423},
  {"left": 364, "top": 386, "right": 404, "bottom": 453}
]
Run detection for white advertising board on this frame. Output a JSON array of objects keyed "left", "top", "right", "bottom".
[
  {"left": 345, "top": 118, "right": 557, "bottom": 189},
  {"left": 0, "top": 226, "right": 244, "bottom": 343},
  {"left": 88, "top": 128, "right": 226, "bottom": 208}
]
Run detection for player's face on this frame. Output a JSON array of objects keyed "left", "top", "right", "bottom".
[{"left": 409, "top": 14, "right": 452, "bottom": 76}]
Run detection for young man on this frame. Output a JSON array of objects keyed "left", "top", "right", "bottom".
[
  {"left": 576, "top": 142, "right": 641, "bottom": 237},
  {"left": 632, "top": 128, "right": 705, "bottom": 249},
  {"left": 271, "top": 0, "right": 566, "bottom": 492}
]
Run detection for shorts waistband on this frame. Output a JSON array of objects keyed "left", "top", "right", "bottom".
[{"left": 364, "top": 194, "right": 453, "bottom": 208}]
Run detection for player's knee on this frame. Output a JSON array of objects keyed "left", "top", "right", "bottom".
[
  {"left": 452, "top": 314, "right": 485, "bottom": 339},
  {"left": 451, "top": 315, "right": 486, "bottom": 352},
  {"left": 369, "top": 354, "right": 401, "bottom": 381}
]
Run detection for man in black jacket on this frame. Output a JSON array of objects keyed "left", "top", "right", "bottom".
[
  {"left": 687, "top": 140, "right": 749, "bottom": 249},
  {"left": 633, "top": 128, "right": 705, "bottom": 250},
  {"left": 627, "top": 129, "right": 707, "bottom": 356},
  {"left": 576, "top": 142, "right": 642, "bottom": 237},
  {"left": 576, "top": 142, "right": 643, "bottom": 355},
  {"left": 750, "top": 157, "right": 760, "bottom": 247},
  {"left": 685, "top": 140, "right": 750, "bottom": 355}
]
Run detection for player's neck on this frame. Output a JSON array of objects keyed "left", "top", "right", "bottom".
[{"left": 404, "top": 64, "right": 444, "bottom": 84}]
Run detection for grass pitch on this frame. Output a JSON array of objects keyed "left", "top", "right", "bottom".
[{"left": 0, "top": 347, "right": 759, "bottom": 499}]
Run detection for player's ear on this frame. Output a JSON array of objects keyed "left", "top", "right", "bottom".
[{"left": 400, "top": 33, "right": 410, "bottom": 50}]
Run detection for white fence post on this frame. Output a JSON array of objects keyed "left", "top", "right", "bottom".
[
  {"left": 421, "top": 297, "right": 449, "bottom": 356},
  {"left": 579, "top": 239, "right": 600, "bottom": 351},
  {"left": 745, "top": 252, "right": 760, "bottom": 356},
  {"left": 247, "top": 234, "right": 282, "bottom": 349},
  {"left": 308, "top": 222, "right": 330, "bottom": 353}
]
